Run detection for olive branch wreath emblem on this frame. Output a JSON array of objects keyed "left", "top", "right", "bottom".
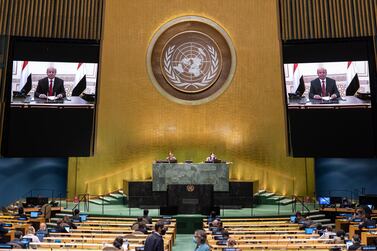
[{"left": 163, "top": 45, "right": 219, "bottom": 89}]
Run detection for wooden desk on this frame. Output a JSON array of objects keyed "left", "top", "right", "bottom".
[
  {"left": 349, "top": 224, "right": 377, "bottom": 240},
  {"left": 335, "top": 219, "right": 350, "bottom": 232},
  {"left": 209, "top": 242, "right": 346, "bottom": 250},
  {"left": 209, "top": 238, "right": 334, "bottom": 245},
  {"left": 361, "top": 231, "right": 377, "bottom": 245},
  {"left": 203, "top": 217, "right": 290, "bottom": 222},
  {"left": 204, "top": 222, "right": 297, "bottom": 228}
]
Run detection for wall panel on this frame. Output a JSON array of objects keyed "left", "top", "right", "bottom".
[
  {"left": 0, "top": 0, "right": 103, "bottom": 39},
  {"left": 67, "top": 0, "right": 314, "bottom": 198},
  {"left": 280, "top": 0, "right": 377, "bottom": 39}
]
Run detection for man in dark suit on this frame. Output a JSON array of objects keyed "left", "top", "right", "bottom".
[
  {"left": 34, "top": 66, "right": 66, "bottom": 99},
  {"left": 144, "top": 221, "right": 166, "bottom": 251},
  {"left": 309, "top": 67, "right": 340, "bottom": 99}
]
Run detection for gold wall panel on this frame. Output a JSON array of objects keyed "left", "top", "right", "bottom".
[
  {"left": 0, "top": 0, "right": 103, "bottom": 39},
  {"left": 67, "top": 0, "right": 314, "bottom": 197},
  {"left": 280, "top": 0, "right": 377, "bottom": 40}
]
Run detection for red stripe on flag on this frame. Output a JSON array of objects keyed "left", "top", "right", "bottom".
[
  {"left": 347, "top": 61, "right": 352, "bottom": 69},
  {"left": 77, "top": 63, "right": 83, "bottom": 70},
  {"left": 22, "top": 61, "right": 28, "bottom": 71},
  {"left": 293, "top": 63, "right": 298, "bottom": 73}
]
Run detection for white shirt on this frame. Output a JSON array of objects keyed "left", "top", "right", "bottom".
[{"left": 23, "top": 233, "right": 40, "bottom": 243}]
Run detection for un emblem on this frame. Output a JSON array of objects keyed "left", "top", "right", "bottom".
[
  {"left": 186, "top": 184, "right": 195, "bottom": 192},
  {"left": 162, "top": 33, "right": 222, "bottom": 93},
  {"left": 147, "top": 16, "right": 236, "bottom": 105}
]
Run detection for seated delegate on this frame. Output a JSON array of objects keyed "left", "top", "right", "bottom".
[
  {"left": 34, "top": 66, "right": 66, "bottom": 99},
  {"left": 166, "top": 151, "right": 177, "bottom": 162},
  {"left": 308, "top": 67, "right": 340, "bottom": 100}
]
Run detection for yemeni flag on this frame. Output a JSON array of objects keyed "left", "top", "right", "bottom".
[
  {"left": 20, "top": 61, "right": 32, "bottom": 94},
  {"left": 346, "top": 61, "right": 360, "bottom": 96},
  {"left": 72, "top": 63, "right": 86, "bottom": 96},
  {"left": 292, "top": 63, "right": 305, "bottom": 95}
]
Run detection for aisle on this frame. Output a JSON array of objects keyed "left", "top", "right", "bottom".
[{"left": 173, "top": 234, "right": 196, "bottom": 251}]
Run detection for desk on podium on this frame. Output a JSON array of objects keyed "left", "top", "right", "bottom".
[{"left": 152, "top": 162, "right": 229, "bottom": 192}]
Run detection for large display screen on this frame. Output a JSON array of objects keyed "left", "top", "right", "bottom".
[
  {"left": 1, "top": 37, "right": 100, "bottom": 157},
  {"left": 282, "top": 37, "right": 377, "bottom": 157},
  {"left": 284, "top": 61, "right": 371, "bottom": 107},
  {"left": 11, "top": 61, "right": 98, "bottom": 100}
]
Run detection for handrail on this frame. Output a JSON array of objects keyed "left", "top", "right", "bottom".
[
  {"left": 292, "top": 195, "right": 311, "bottom": 214},
  {"left": 70, "top": 193, "right": 115, "bottom": 214},
  {"left": 72, "top": 193, "right": 90, "bottom": 212}
]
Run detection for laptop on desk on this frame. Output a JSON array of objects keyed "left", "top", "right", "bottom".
[{"left": 30, "top": 211, "right": 39, "bottom": 218}]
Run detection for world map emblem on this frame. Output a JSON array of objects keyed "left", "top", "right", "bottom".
[
  {"left": 147, "top": 16, "right": 236, "bottom": 105},
  {"left": 162, "top": 33, "right": 222, "bottom": 93}
]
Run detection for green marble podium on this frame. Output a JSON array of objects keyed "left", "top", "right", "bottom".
[{"left": 152, "top": 162, "right": 229, "bottom": 192}]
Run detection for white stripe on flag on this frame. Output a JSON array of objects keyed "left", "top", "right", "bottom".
[
  {"left": 20, "top": 61, "right": 30, "bottom": 90},
  {"left": 74, "top": 63, "right": 86, "bottom": 87},
  {"left": 346, "top": 61, "right": 356, "bottom": 89},
  {"left": 292, "top": 63, "right": 301, "bottom": 92}
]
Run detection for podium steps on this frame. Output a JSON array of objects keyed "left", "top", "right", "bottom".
[
  {"left": 89, "top": 190, "right": 126, "bottom": 206},
  {"left": 254, "top": 190, "right": 296, "bottom": 206}
]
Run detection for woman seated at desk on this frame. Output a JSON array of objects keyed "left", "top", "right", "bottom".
[
  {"left": 206, "top": 153, "right": 218, "bottom": 162},
  {"left": 166, "top": 151, "right": 177, "bottom": 163}
]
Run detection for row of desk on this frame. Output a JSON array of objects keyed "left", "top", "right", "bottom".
[{"left": 321, "top": 208, "right": 377, "bottom": 245}]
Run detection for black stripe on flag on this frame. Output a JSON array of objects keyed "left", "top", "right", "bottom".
[
  {"left": 21, "top": 74, "right": 32, "bottom": 94},
  {"left": 72, "top": 75, "right": 87, "bottom": 96},
  {"left": 346, "top": 74, "right": 360, "bottom": 96},
  {"left": 295, "top": 75, "right": 305, "bottom": 96}
]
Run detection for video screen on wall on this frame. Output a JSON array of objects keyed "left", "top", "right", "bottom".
[
  {"left": 284, "top": 61, "right": 371, "bottom": 107},
  {"left": 11, "top": 60, "right": 98, "bottom": 103},
  {"left": 282, "top": 37, "right": 377, "bottom": 157},
  {"left": 1, "top": 37, "right": 100, "bottom": 157}
]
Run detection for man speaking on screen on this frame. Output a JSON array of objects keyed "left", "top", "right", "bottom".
[
  {"left": 309, "top": 67, "right": 340, "bottom": 100},
  {"left": 34, "top": 66, "right": 66, "bottom": 99}
]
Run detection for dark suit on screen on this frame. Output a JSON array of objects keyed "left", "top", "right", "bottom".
[
  {"left": 309, "top": 77, "right": 340, "bottom": 99},
  {"left": 34, "top": 77, "right": 66, "bottom": 98}
]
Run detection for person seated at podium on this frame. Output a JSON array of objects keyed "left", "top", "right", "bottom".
[
  {"left": 166, "top": 151, "right": 177, "bottom": 163},
  {"left": 206, "top": 153, "right": 217, "bottom": 162},
  {"left": 309, "top": 67, "right": 340, "bottom": 100},
  {"left": 34, "top": 66, "right": 66, "bottom": 99}
]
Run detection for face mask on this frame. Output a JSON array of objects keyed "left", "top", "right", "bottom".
[{"left": 193, "top": 236, "right": 197, "bottom": 244}]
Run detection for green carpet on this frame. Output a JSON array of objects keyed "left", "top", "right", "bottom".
[{"left": 173, "top": 234, "right": 196, "bottom": 251}]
